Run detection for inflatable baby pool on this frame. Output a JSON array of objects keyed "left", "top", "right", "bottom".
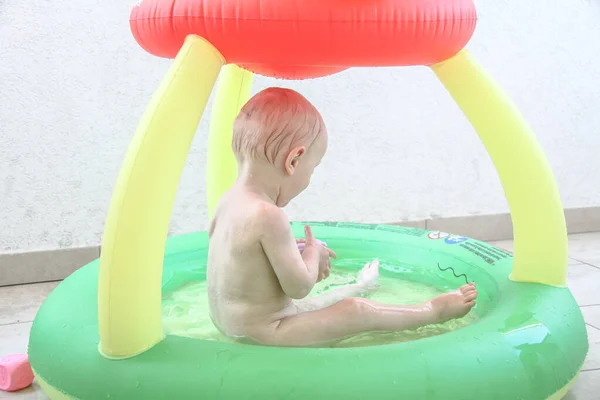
[{"left": 29, "top": 223, "right": 587, "bottom": 399}]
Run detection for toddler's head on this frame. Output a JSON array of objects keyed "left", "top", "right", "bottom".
[{"left": 233, "top": 87, "right": 327, "bottom": 204}]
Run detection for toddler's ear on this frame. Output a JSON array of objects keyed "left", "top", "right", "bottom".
[{"left": 284, "top": 146, "right": 306, "bottom": 175}]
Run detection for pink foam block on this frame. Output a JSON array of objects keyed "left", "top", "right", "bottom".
[{"left": 0, "top": 354, "right": 34, "bottom": 392}]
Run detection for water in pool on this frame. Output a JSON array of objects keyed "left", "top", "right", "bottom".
[{"left": 162, "top": 259, "right": 477, "bottom": 347}]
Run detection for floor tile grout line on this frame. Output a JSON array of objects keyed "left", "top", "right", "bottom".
[
  {"left": 569, "top": 258, "right": 600, "bottom": 270},
  {"left": 585, "top": 322, "right": 600, "bottom": 331},
  {"left": 0, "top": 279, "right": 62, "bottom": 289},
  {"left": 581, "top": 367, "right": 600, "bottom": 372},
  {"left": 0, "top": 320, "right": 34, "bottom": 327}
]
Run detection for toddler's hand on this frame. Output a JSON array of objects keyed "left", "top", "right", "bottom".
[
  {"left": 304, "top": 225, "right": 336, "bottom": 282},
  {"left": 316, "top": 244, "right": 336, "bottom": 282}
]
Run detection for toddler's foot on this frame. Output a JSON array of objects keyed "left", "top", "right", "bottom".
[
  {"left": 356, "top": 260, "right": 380, "bottom": 293},
  {"left": 430, "top": 282, "right": 477, "bottom": 323}
]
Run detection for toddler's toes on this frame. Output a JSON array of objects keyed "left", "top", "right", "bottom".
[
  {"left": 460, "top": 283, "right": 476, "bottom": 294},
  {"left": 464, "top": 291, "right": 478, "bottom": 302}
]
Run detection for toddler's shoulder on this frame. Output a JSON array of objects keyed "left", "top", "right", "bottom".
[{"left": 251, "top": 202, "right": 289, "bottom": 232}]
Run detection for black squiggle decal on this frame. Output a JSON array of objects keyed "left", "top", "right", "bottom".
[{"left": 437, "top": 263, "right": 470, "bottom": 284}]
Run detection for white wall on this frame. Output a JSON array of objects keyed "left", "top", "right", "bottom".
[{"left": 1, "top": 0, "right": 599, "bottom": 253}]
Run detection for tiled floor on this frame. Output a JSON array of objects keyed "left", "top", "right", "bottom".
[{"left": 1, "top": 232, "right": 599, "bottom": 399}]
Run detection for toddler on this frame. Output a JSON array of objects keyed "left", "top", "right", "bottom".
[{"left": 207, "top": 87, "right": 477, "bottom": 347}]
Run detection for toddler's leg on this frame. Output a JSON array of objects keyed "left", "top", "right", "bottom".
[{"left": 257, "top": 283, "right": 477, "bottom": 347}]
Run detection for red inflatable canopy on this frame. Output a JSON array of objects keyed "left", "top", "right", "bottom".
[{"left": 130, "top": 0, "right": 477, "bottom": 79}]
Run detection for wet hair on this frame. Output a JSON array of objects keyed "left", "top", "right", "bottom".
[{"left": 232, "top": 87, "right": 325, "bottom": 164}]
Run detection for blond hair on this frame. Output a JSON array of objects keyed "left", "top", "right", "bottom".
[{"left": 232, "top": 87, "right": 325, "bottom": 164}]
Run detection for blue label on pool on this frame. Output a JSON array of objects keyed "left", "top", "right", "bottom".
[{"left": 445, "top": 235, "right": 469, "bottom": 244}]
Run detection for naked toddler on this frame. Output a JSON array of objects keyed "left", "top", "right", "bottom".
[{"left": 207, "top": 87, "right": 478, "bottom": 347}]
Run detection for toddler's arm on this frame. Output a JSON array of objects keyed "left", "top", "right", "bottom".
[{"left": 259, "top": 205, "right": 320, "bottom": 299}]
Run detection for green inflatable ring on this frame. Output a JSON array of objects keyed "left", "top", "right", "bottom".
[{"left": 29, "top": 222, "right": 587, "bottom": 399}]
